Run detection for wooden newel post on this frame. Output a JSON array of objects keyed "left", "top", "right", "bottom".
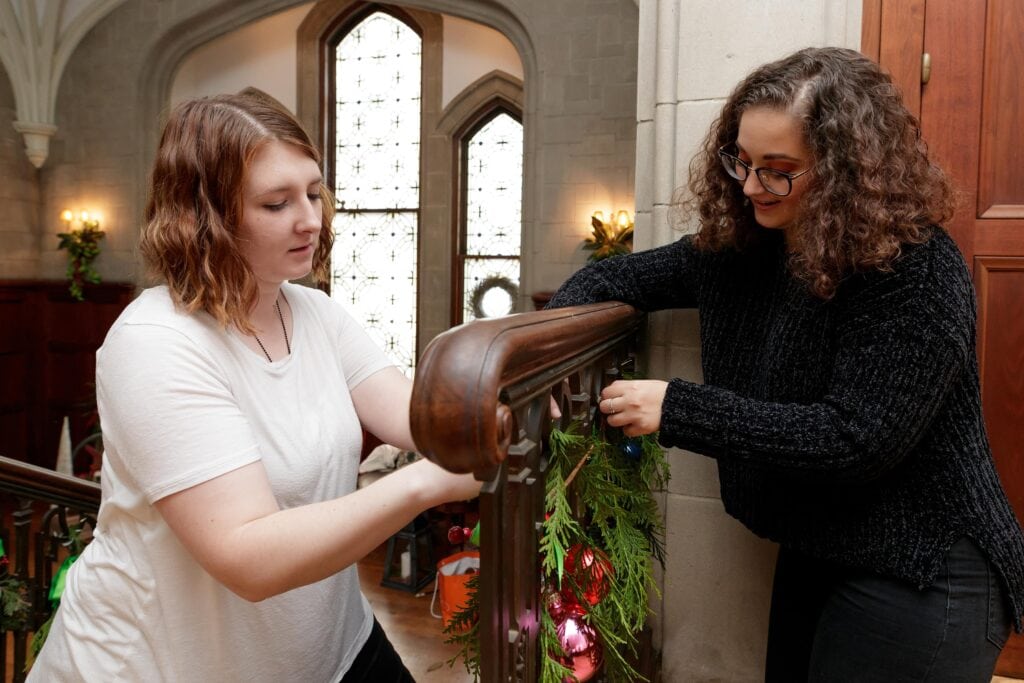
[{"left": 410, "top": 302, "right": 643, "bottom": 682}]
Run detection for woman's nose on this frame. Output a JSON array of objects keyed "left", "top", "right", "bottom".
[
  {"left": 299, "top": 196, "right": 321, "bottom": 232},
  {"left": 742, "top": 171, "right": 764, "bottom": 197}
]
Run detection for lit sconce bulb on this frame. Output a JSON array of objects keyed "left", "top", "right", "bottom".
[
  {"left": 80, "top": 210, "right": 90, "bottom": 222},
  {"left": 60, "top": 209, "right": 74, "bottom": 223},
  {"left": 616, "top": 210, "right": 631, "bottom": 229},
  {"left": 591, "top": 210, "right": 605, "bottom": 224}
]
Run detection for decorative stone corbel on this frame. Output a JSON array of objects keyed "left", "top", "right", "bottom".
[
  {"left": 12, "top": 121, "right": 57, "bottom": 169},
  {"left": 0, "top": 0, "right": 128, "bottom": 168}
]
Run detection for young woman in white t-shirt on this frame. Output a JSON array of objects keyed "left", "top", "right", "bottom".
[{"left": 28, "top": 91, "right": 480, "bottom": 682}]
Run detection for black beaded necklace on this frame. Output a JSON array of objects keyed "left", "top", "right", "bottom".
[{"left": 253, "top": 293, "right": 291, "bottom": 362}]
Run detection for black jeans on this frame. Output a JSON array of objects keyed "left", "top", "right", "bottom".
[
  {"left": 766, "top": 537, "right": 1011, "bottom": 682},
  {"left": 340, "top": 618, "right": 415, "bottom": 682}
]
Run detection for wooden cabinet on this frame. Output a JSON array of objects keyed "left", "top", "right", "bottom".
[{"left": 0, "top": 281, "right": 134, "bottom": 470}]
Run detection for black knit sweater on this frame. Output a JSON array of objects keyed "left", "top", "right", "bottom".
[{"left": 548, "top": 228, "right": 1024, "bottom": 625}]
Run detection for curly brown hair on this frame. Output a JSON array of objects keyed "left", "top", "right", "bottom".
[
  {"left": 139, "top": 91, "right": 334, "bottom": 333},
  {"left": 685, "top": 47, "right": 954, "bottom": 299}
]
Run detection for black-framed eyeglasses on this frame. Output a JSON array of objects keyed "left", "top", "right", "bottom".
[{"left": 717, "top": 145, "right": 811, "bottom": 197}]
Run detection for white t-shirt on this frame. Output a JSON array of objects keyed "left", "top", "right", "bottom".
[{"left": 29, "top": 282, "right": 394, "bottom": 682}]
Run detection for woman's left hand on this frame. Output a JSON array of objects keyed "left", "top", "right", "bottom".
[{"left": 599, "top": 379, "right": 668, "bottom": 437}]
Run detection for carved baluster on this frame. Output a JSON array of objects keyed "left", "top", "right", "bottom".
[{"left": 12, "top": 498, "right": 32, "bottom": 682}]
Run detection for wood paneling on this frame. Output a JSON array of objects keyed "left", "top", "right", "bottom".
[
  {"left": 878, "top": 0, "right": 926, "bottom": 118},
  {"left": 860, "top": 0, "right": 883, "bottom": 60},
  {"left": 975, "top": 258, "right": 1024, "bottom": 520},
  {"left": 0, "top": 281, "right": 134, "bottom": 470},
  {"left": 977, "top": 0, "right": 1024, "bottom": 219},
  {"left": 920, "top": 0, "right": 987, "bottom": 262}
]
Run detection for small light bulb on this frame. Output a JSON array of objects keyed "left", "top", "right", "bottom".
[
  {"left": 592, "top": 211, "right": 605, "bottom": 224},
  {"left": 616, "top": 210, "right": 631, "bottom": 229},
  {"left": 80, "top": 210, "right": 90, "bottom": 222}
]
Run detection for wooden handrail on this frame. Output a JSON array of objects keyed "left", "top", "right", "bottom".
[
  {"left": 411, "top": 302, "right": 643, "bottom": 478},
  {"left": 0, "top": 456, "right": 101, "bottom": 511},
  {"left": 410, "top": 302, "right": 644, "bottom": 682}
]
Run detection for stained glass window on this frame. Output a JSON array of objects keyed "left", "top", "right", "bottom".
[
  {"left": 460, "top": 111, "right": 523, "bottom": 322},
  {"left": 331, "top": 11, "right": 421, "bottom": 373}
]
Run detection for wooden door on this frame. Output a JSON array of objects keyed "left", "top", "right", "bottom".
[{"left": 866, "top": 0, "right": 1024, "bottom": 674}]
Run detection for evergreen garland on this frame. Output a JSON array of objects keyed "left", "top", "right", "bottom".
[
  {"left": 56, "top": 221, "right": 105, "bottom": 301},
  {"left": 445, "top": 422, "right": 669, "bottom": 682}
]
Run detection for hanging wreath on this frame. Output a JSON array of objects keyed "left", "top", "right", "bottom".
[
  {"left": 444, "top": 422, "right": 670, "bottom": 682},
  {"left": 469, "top": 276, "right": 518, "bottom": 320}
]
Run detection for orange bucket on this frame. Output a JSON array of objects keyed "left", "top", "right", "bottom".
[{"left": 433, "top": 550, "right": 480, "bottom": 629}]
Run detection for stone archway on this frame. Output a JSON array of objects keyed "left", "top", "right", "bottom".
[{"left": 136, "top": 0, "right": 540, "bottom": 322}]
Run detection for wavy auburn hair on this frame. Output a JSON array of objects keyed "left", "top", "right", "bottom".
[
  {"left": 139, "top": 91, "right": 334, "bottom": 332},
  {"left": 685, "top": 47, "right": 954, "bottom": 299}
]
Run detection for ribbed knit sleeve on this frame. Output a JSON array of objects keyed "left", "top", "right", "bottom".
[
  {"left": 547, "top": 229, "right": 1024, "bottom": 623},
  {"left": 660, "top": 238, "right": 971, "bottom": 483},
  {"left": 546, "top": 236, "right": 702, "bottom": 311}
]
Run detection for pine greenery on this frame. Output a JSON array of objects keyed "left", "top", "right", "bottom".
[{"left": 444, "top": 422, "right": 669, "bottom": 682}]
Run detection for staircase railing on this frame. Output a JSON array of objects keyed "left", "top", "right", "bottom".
[
  {"left": 410, "top": 302, "right": 644, "bottom": 682},
  {"left": 0, "top": 456, "right": 100, "bottom": 682}
]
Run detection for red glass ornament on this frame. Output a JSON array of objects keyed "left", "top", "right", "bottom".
[
  {"left": 563, "top": 544, "right": 613, "bottom": 606},
  {"left": 447, "top": 525, "right": 465, "bottom": 544}
]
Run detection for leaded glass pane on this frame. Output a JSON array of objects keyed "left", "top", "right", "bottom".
[
  {"left": 335, "top": 13, "right": 421, "bottom": 210},
  {"left": 332, "top": 11, "right": 421, "bottom": 373},
  {"left": 331, "top": 210, "right": 418, "bottom": 373},
  {"left": 465, "top": 113, "right": 523, "bottom": 256},
  {"left": 463, "top": 257, "right": 519, "bottom": 321}
]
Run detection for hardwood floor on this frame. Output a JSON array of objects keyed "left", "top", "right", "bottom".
[{"left": 358, "top": 543, "right": 475, "bottom": 682}]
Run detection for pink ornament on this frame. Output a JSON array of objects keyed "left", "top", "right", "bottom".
[{"left": 556, "top": 608, "right": 602, "bottom": 682}]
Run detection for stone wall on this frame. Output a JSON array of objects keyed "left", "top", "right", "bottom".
[
  {"left": 0, "top": 67, "right": 40, "bottom": 279},
  {"left": 0, "top": 0, "right": 639, "bottom": 314}
]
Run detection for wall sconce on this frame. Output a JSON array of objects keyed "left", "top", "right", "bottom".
[
  {"left": 57, "top": 208, "right": 106, "bottom": 301},
  {"left": 60, "top": 209, "right": 102, "bottom": 232},
  {"left": 583, "top": 209, "right": 634, "bottom": 262}
]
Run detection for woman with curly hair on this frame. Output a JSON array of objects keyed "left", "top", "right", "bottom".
[
  {"left": 28, "top": 90, "right": 480, "bottom": 682},
  {"left": 548, "top": 47, "right": 1023, "bottom": 680}
]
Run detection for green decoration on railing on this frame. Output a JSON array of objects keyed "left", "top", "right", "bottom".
[
  {"left": 48, "top": 555, "right": 78, "bottom": 606},
  {"left": 0, "top": 538, "right": 32, "bottom": 633},
  {"left": 29, "top": 522, "right": 87, "bottom": 669},
  {"left": 444, "top": 423, "right": 669, "bottom": 682}
]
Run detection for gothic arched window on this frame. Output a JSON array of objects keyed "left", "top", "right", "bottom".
[
  {"left": 329, "top": 10, "right": 421, "bottom": 373},
  {"left": 457, "top": 107, "right": 523, "bottom": 323}
]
